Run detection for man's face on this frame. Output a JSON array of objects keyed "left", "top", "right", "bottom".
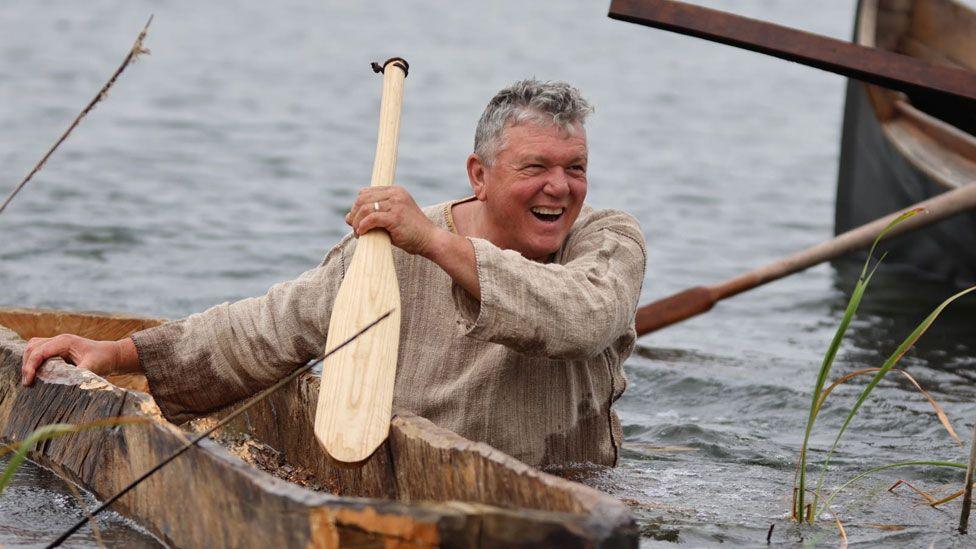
[{"left": 469, "top": 121, "right": 588, "bottom": 260}]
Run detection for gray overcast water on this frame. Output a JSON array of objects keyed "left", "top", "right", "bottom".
[{"left": 1, "top": 1, "right": 975, "bottom": 547}]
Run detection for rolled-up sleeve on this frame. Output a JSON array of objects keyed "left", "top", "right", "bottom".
[
  {"left": 452, "top": 209, "right": 646, "bottom": 359},
  {"left": 133, "top": 239, "right": 350, "bottom": 423}
]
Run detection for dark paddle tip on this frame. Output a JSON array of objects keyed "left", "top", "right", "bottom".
[{"left": 371, "top": 57, "right": 409, "bottom": 77}]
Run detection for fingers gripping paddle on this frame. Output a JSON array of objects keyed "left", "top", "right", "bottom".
[{"left": 315, "top": 58, "right": 408, "bottom": 463}]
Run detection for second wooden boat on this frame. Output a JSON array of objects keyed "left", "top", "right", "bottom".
[
  {"left": 837, "top": 0, "right": 976, "bottom": 284},
  {"left": 0, "top": 308, "right": 637, "bottom": 548}
]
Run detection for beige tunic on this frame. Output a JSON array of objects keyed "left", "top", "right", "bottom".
[{"left": 133, "top": 198, "right": 646, "bottom": 466}]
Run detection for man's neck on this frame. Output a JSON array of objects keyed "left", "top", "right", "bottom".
[{"left": 450, "top": 199, "right": 482, "bottom": 240}]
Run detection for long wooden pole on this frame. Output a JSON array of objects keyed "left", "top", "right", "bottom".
[
  {"left": 636, "top": 182, "right": 976, "bottom": 336},
  {"left": 607, "top": 0, "right": 976, "bottom": 105},
  {"left": 314, "top": 58, "right": 408, "bottom": 463}
]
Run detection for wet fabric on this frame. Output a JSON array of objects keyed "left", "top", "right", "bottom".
[{"left": 132, "top": 198, "right": 646, "bottom": 466}]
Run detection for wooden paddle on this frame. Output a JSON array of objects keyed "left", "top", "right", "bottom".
[
  {"left": 607, "top": 0, "right": 976, "bottom": 104},
  {"left": 315, "top": 58, "right": 408, "bottom": 463},
  {"left": 636, "top": 181, "right": 976, "bottom": 336}
]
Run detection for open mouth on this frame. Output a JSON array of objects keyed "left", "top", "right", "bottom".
[{"left": 530, "top": 206, "right": 564, "bottom": 223}]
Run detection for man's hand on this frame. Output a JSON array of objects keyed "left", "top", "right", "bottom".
[
  {"left": 21, "top": 335, "right": 141, "bottom": 387},
  {"left": 346, "top": 186, "right": 439, "bottom": 255}
]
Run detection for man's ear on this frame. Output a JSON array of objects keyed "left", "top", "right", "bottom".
[{"left": 466, "top": 154, "right": 488, "bottom": 201}]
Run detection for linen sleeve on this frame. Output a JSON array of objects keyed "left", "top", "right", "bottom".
[
  {"left": 132, "top": 238, "right": 351, "bottom": 424},
  {"left": 452, "top": 209, "right": 646, "bottom": 359}
]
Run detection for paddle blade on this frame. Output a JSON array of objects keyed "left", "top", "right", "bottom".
[{"left": 315, "top": 231, "right": 402, "bottom": 463}]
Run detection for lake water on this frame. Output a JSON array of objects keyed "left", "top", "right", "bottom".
[{"left": 1, "top": 0, "right": 975, "bottom": 547}]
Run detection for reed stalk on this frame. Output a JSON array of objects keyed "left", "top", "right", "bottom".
[
  {"left": 0, "top": 16, "right": 152, "bottom": 217},
  {"left": 960, "top": 420, "right": 976, "bottom": 533}
]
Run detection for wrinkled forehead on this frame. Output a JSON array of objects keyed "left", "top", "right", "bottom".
[{"left": 500, "top": 118, "right": 588, "bottom": 147}]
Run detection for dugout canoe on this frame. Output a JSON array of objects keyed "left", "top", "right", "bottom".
[
  {"left": 0, "top": 307, "right": 638, "bottom": 548},
  {"left": 836, "top": 0, "right": 976, "bottom": 284}
]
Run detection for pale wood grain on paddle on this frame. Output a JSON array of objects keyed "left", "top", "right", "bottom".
[{"left": 315, "top": 61, "right": 406, "bottom": 463}]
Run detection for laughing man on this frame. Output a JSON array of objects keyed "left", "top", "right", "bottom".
[{"left": 21, "top": 79, "right": 646, "bottom": 467}]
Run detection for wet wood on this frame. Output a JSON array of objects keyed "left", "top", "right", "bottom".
[
  {"left": 0, "top": 308, "right": 637, "bottom": 547},
  {"left": 607, "top": 0, "right": 976, "bottom": 103}
]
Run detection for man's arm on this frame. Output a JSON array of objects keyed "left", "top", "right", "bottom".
[
  {"left": 451, "top": 212, "right": 646, "bottom": 359},
  {"left": 346, "top": 186, "right": 646, "bottom": 359}
]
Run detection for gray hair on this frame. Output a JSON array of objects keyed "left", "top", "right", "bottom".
[{"left": 473, "top": 79, "right": 593, "bottom": 165}]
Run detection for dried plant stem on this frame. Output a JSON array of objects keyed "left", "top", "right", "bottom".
[
  {"left": 63, "top": 480, "right": 104, "bottom": 548},
  {"left": 0, "top": 15, "right": 153, "bottom": 217},
  {"left": 960, "top": 420, "right": 976, "bottom": 533}
]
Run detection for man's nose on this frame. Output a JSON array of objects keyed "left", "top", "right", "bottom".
[{"left": 543, "top": 168, "right": 571, "bottom": 197}]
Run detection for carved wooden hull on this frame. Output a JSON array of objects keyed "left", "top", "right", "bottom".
[
  {"left": 0, "top": 308, "right": 637, "bottom": 548},
  {"left": 837, "top": 0, "right": 976, "bottom": 285}
]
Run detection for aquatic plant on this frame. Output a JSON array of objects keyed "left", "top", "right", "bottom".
[{"left": 791, "top": 207, "right": 976, "bottom": 526}]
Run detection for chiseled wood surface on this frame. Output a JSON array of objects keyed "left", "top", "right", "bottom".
[
  {"left": 0, "top": 309, "right": 638, "bottom": 547},
  {"left": 316, "top": 60, "right": 406, "bottom": 463},
  {"left": 233, "top": 372, "right": 635, "bottom": 527},
  {"left": 0, "top": 307, "right": 163, "bottom": 341}
]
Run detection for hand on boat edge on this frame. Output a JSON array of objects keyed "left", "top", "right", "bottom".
[{"left": 20, "top": 334, "right": 140, "bottom": 387}]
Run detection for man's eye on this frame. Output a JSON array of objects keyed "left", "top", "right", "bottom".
[{"left": 570, "top": 165, "right": 586, "bottom": 174}]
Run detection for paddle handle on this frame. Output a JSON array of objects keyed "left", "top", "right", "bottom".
[
  {"left": 636, "top": 182, "right": 976, "bottom": 336},
  {"left": 369, "top": 58, "right": 408, "bottom": 190}
]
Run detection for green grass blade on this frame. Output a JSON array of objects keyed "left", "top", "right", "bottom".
[
  {"left": 0, "top": 424, "right": 77, "bottom": 492},
  {"left": 0, "top": 417, "right": 149, "bottom": 494},
  {"left": 860, "top": 208, "right": 923, "bottom": 279},
  {"left": 795, "top": 261, "right": 878, "bottom": 518},
  {"left": 794, "top": 208, "right": 921, "bottom": 521},
  {"left": 813, "top": 284, "right": 976, "bottom": 515}
]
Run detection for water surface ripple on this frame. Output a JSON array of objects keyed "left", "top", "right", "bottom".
[{"left": 1, "top": 1, "right": 975, "bottom": 547}]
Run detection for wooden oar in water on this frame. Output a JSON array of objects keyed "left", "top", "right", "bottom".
[
  {"left": 315, "top": 58, "right": 408, "bottom": 463},
  {"left": 636, "top": 181, "right": 976, "bottom": 336}
]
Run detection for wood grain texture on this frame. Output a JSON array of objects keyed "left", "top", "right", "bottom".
[
  {"left": 0, "top": 309, "right": 638, "bottom": 547},
  {"left": 908, "top": 0, "right": 976, "bottom": 70},
  {"left": 607, "top": 0, "right": 976, "bottom": 103},
  {"left": 315, "top": 60, "right": 406, "bottom": 463}
]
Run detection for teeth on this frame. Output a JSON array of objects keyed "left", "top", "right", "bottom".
[{"left": 531, "top": 207, "right": 564, "bottom": 215}]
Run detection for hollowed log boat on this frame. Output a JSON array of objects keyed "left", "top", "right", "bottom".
[
  {"left": 837, "top": 0, "right": 976, "bottom": 284},
  {"left": 0, "top": 308, "right": 638, "bottom": 548}
]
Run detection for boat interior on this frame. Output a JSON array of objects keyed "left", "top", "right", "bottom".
[{"left": 860, "top": 0, "right": 976, "bottom": 189}]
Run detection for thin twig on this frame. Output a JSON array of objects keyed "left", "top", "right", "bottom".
[
  {"left": 46, "top": 308, "right": 394, "bottom": 548},
  {"left": 63, "top": 480, "right": 104, "bottom": 548},
  {"left": 960, "top": 420, "right": 976, "bottom": 533},
  {"left": 0, "top": 15, "right": 153, "bottom": 217}
]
